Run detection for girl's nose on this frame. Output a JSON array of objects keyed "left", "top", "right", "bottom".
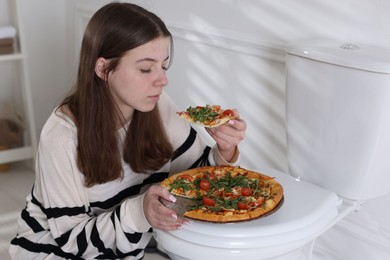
[{"left": 155, "top": 70, "right": 169, "bottom": 87}]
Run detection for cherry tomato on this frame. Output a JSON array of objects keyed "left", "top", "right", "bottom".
[
  {"left": 241, "top": 187, "right": 253, "bottom": 196},
  {"left": 237, "top": 202, "right": 248, "bottom": 210},
  {"left": 177, "top": 111, "right": 189, "bottom": 116},
  {"left": 199, "top": 179, "right": 211, "bottom": 191},
  {"left": 222, "top": 109, "right": 234, "bottom": 117},
  {"left": 202, "top": 197, "right": 216, "bottom": 206},
  {"left": 176, "top": 174, "right": 194, "bottom": 182}
]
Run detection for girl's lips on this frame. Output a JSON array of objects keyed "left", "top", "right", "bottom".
[{"left": 149, "top": 94, "right": 161, "bottom": 102}]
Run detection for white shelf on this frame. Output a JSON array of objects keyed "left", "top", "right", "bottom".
[
  {"left": 0, "top": 52, "right": 24, "bottom": 62},
  {"left": 0, "top": 146, "right": 33, "bottom": 164},
  {"left": 0, "top": 0, "right": 37, "bottom": 169}
]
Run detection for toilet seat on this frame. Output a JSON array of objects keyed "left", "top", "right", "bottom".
[{"left": 154, "top": 169, "right": 347, "bottom": 259}]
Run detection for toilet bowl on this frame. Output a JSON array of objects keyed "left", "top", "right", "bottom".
[
  {"left": 154, "top": 39, "right": 390, "bottom": 260},
  {"left": 155, "top": 169, "right": 360, "bottom": 260}
]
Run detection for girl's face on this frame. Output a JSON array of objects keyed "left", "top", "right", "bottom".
[{"left": 102, "top": 37, "right": 170, "bottom": 121}]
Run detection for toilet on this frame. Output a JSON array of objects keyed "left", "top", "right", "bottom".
[{"left": 153, "top": 39, "right": 390, "bottom": 260}]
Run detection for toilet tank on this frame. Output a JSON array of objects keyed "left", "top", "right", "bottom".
[{"left": 285, "top": 39, "right": 390, "bottom": 201}]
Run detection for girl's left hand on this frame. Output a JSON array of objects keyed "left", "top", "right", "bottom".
[
  {"left": 205, "top": 109, "right": 246, "bottom": 162},
  {"left": 143, "top": 185, "right": 188, "bottom": 231}
]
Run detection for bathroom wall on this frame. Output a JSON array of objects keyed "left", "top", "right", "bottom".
[
  {"left": 15, "top": 0, "right": 69, "bottom": 130},
  {"left": 15, "top": 0, "right": 390, "bottom": 259}
]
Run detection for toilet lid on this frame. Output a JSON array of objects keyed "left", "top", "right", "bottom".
[{"left": 165, "top": 168, "right": 340, "bottom": 248}]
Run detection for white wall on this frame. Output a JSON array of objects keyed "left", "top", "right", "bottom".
[
  {"left": 18, "top": 0, "right": 70, "bottom": 132},
  {"left": 16, "top": 0, "right": 390, "bottom": 259}
]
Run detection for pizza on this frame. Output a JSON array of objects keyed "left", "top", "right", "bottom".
[
  {"left": 160, "top": 166, "right": 284, "bottom": 223},
  {"left": 177, "top": 105, "right": 237, "bottom": 128}
]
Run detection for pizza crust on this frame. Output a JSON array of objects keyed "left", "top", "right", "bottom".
[{"left": 178, "top": 113, "right": 236, "bottom": 128}]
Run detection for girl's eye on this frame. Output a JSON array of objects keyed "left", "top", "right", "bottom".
[
  {"left": 140, "top": 65, "right": 168, "bottom": 73},
  {"left": 162, "top": 61, "right": 169, "bottom": 71},
  {"left": 140, "top": 69, "right": 151, "bottom": 73}
]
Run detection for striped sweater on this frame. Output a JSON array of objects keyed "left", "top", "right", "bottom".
[{"left": 9, "top": 92, "right": 238, "bottom": 259}]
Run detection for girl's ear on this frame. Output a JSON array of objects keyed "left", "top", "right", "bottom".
[{"left": 95, "top": 57, "right": 109, "bottom": 80}]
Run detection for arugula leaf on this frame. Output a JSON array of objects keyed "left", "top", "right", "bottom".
[
  {"left": 186, "top": 105, "right": 219, "bottom": 123},
  {"left": 169, "top": 179, "right": 194, "bottom": 192}
]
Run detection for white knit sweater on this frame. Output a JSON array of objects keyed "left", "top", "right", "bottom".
[{"left": 9, "top": 92, "right": 238, "bottom": 259}]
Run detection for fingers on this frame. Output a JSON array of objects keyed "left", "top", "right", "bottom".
[
  {"left": 144, "top": 185, "right": 190, "bottom": 231},
  {"left": 149, "top": 185, "right": 176, "bottom": 202},
  {"left": 152, "top": 199, "right": 191, "bottom": 231},
  {"left": 227, "top": 116, "right": 246, "bottom": 132},
  {"left": 149, "top": 202, "right": 185, "bottom": 231},
  {"left": 206, "top": 119, "right": 246, "bottom": 148}
]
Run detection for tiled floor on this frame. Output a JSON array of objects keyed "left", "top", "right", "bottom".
[
  {"left": 0, "top": 163, "right": 169, "bottom": 260},
  {"left": 0, "top": 164, "right": 33, "bottom": 260}
]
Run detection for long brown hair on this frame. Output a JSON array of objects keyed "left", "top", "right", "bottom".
[{"left": 60, "top": 3, "right": 173, "bottom": 186}]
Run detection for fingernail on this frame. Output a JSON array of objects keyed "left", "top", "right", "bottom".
[
  {"left": 228, "top": 120, "right": 235, "bottom": 125},
  {"left": 171, "top": 213, "right": 178, "bottom": 219},
  {"left": 169, "top": 194, "right": 176, "bottom": 202}
]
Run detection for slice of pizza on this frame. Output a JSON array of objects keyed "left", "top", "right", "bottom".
[
  {"left": 160, "top": 172, "right": 202, "bottom": 199},
  {"left": 177, "top": 105, "right": 237, "bottom": 128}
]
